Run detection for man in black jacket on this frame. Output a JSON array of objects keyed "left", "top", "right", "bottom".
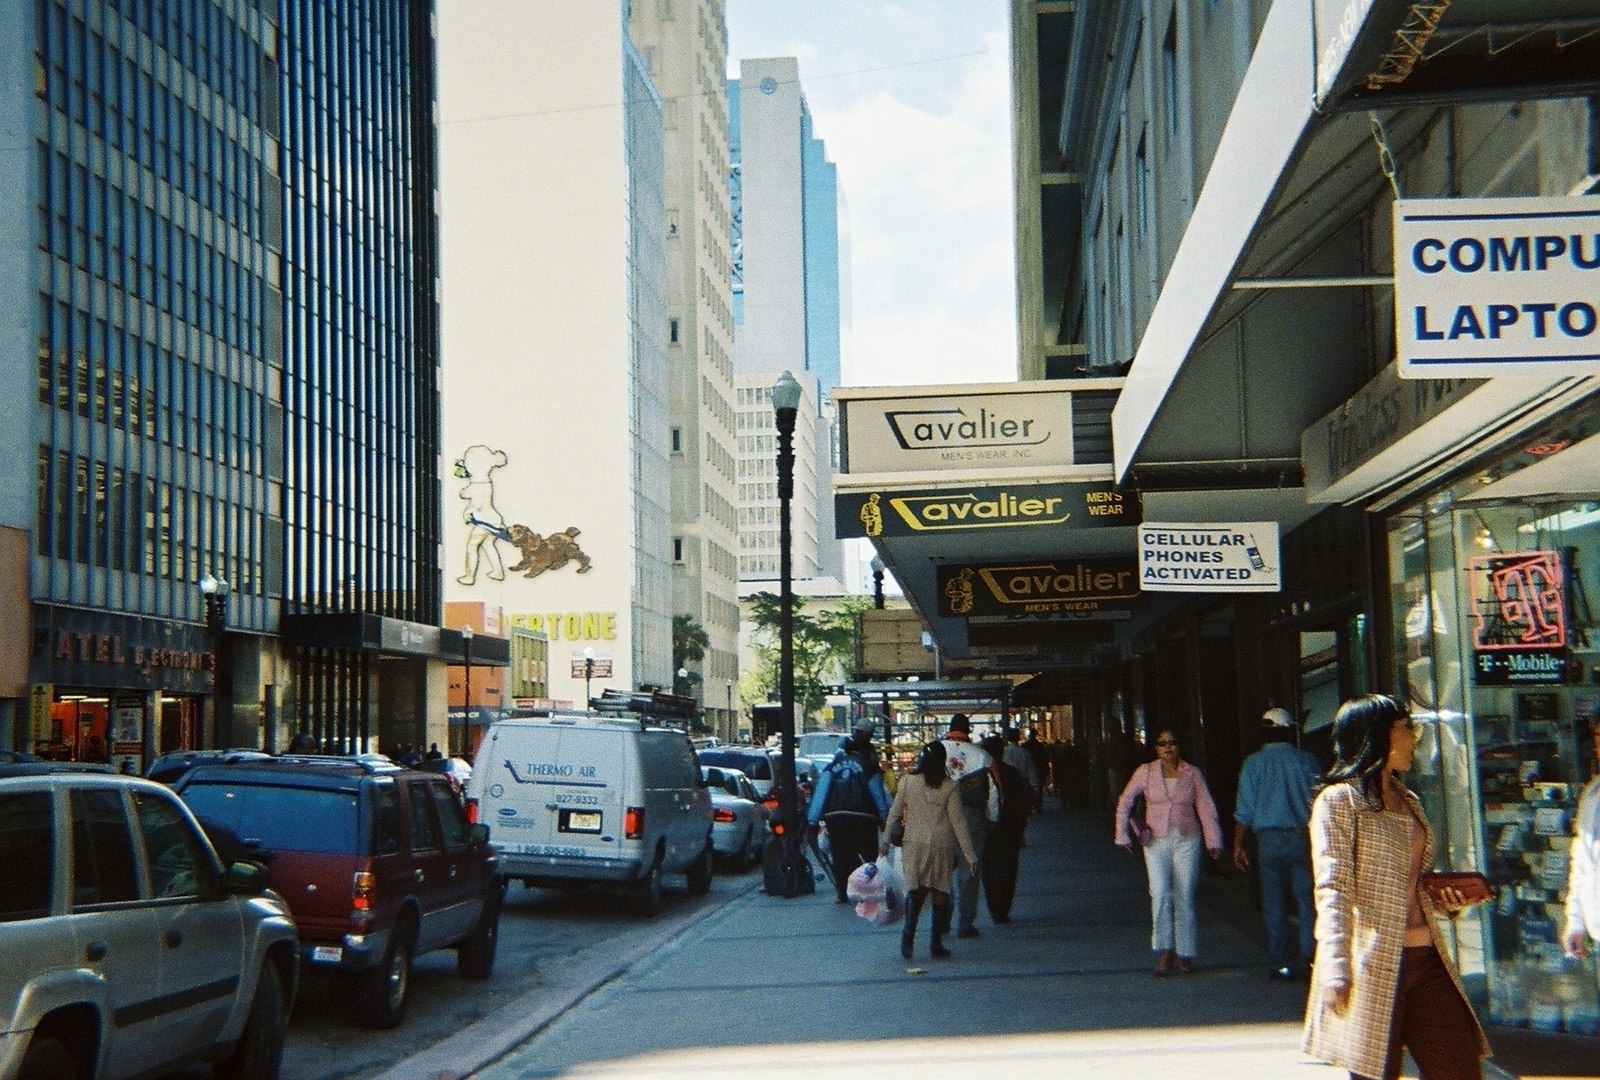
[
  {"left": 806, "top": 724, "right": 891, "bottom": 903},
  {"left": 980, "top": 734, "right": 1032, "bottom": 923}
]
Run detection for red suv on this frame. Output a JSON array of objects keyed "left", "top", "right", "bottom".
[{"left": 176, "top": 756, "right": 501, "bottom": 1028}]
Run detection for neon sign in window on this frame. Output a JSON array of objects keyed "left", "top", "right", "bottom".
[{"left": 1469, "top": 550, "right": 1566, "bottom": 651}]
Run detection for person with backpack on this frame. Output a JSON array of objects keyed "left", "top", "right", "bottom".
[{"left": 807, "top": 723, "right": 892, "bottom": 903}]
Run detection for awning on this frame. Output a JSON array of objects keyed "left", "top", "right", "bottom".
[{"left": 279, "top": 614, "right": 510, "bottom": 666}]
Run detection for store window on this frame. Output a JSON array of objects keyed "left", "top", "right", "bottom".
[{"left": 1390, "top": 498, "right": 1600, "bottom": 1035}]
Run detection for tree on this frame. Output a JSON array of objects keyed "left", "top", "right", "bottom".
[
  {"left": 744, "top": 593, "right": 871, "bottom": 726},
  {"left": 671, "top": 614, "right": 711, "bottom": 730}
]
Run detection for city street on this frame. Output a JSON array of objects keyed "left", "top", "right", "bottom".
[{"left": 271, "top": 861, "right": 761, "bottom": 1080}]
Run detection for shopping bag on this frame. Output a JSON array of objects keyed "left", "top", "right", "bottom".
[
  {"left": 847, "top": 861, "right": 886, "bottom": 904},
  {"left": 851, "top": 852, "right": 905, "bottom": 927}
]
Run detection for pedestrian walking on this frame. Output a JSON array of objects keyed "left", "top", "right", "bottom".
[
  {"left": 1114, "top": 729, "right": 1223, "bottom": 976},
  {"left": 1565, "top": 720, "right": 1600, "bottom": 962},
  {"left": 1002, "top": 726, "right": 1040, "bottom": 806},
  {"left": 940, "top": 713, "right": 1000, "bottom": 938},
  {"left": 1233, "top": 706, "right": 1323, "bottom": 981},
  {"left": 980, "top": 734, "right": 1031, "bottom": 923},
  {"left": 881, "top": 740, "right": 979, "bottom": 960},
  {"left": 807, "top": 723, "right": 892, "bottom": 903},
  {"left": 1302, "top": 694, "right": 1491, "bottom": 1080}
]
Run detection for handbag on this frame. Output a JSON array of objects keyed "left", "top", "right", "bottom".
[{"left": 1127, "top": 766, "right": 1154, "bottom": 846}]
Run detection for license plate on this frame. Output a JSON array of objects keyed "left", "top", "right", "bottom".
[
  {"left": 560, "top": 809, "right": 602, "bottom": 833},
  {"left": 311, "top": 945, "right": 343, "bottom": 963}
]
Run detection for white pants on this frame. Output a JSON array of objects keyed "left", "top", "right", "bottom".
[{"left": 1143, "top": 830, "right": 1202, "bottom": 957}]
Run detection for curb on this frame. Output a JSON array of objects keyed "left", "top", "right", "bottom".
[{"left": 367, "top": 879, "right": 760, "bottom": 1080}]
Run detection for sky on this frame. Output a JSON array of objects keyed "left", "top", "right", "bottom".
[{"left": 726, "top": 1, "right": 1017, "bottom": 389}]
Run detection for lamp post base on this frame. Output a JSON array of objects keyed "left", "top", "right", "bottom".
[{"left": 761, "top": 831, "right": 816, "bottom": 898}]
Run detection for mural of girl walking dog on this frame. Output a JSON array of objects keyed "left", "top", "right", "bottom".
[{"left": 454, "top": 444, "right": 593, "bottom": 586}]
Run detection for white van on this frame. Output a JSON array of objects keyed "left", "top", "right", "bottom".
[{"left": 465, "top": 713, "right": 714, "bottom": 915}]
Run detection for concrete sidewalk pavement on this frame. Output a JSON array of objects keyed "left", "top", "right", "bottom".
[{"left": 464, "top": 809, "right": 1350, "bottom": 1080}]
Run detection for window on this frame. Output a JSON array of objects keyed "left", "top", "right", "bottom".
[
  {"left": 673, "top": 537, "right": 684, "bottom": 562},
  {"left": 671, "top": 427, "right": 682, "bottom": 453},
  {"left": 427, "top": 784, "right": 470, "bottom": 848},
  {"left": 134, "top": 790, "right": 214, "bottom": 899},
  {"left": 0, "top": 793, "right": 53, "bottom": 920},
  {"left": 669, "top": 318, "right": 680, "bottom": 345},
  {"left": 407, "top": 783, "right": 440, "bottom": 852},
  {"left": 70, "top": 788, "right": 140, "bottom": 907}
]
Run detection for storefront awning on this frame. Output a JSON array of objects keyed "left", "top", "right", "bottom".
[{"left": 279, "top": 614, "right": 509, "bottom": 666}]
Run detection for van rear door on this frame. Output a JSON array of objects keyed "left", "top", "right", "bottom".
[{"left": 479, "top": 721, "right": 629, "bottom": 865}]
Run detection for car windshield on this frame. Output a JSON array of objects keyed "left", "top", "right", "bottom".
[
  {"left": 180, "top": 782, "right": 359, "bottom": 855},
  {"left": 798, "top": 733, "right": 843, "bottom": 756},
  {"left": 697, "top": 750, "right": 771, "bottom": 781}
]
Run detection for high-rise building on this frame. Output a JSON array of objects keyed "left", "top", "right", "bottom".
[
  {"left": 734, "top": 370, "right": 819, "bottom": 583},
  {"left": 437, "top": 2, "right": 674, "bottom": 710},
  {"left": 628, "top": 0, "right": 742, "bottom": 740},
  {"left": 729, "top": 58, "right": 845, "bottom": 585},
  {"left": 1, "top": 0, "right": 450, "bottom": 762}
]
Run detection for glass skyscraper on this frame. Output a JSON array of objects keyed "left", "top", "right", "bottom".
[{"left": 1, "top": 0, "right": 450, "bottom": 763}]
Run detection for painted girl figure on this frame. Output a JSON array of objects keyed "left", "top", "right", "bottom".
[{"left": 455, "top": 444, "right": 510, "bottom": 585}]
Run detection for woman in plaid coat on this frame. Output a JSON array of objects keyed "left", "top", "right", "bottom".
[{"left": 1302, "top": 695, "right": 1491, "bottom": 1080}]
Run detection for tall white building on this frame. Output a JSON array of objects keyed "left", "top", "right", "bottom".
[
  {"left": 628, "top": 1, "right": 742, "bottom": 738},
  {"left": 730, "top": 58, "right": 847, "bottom": 586},
  {"left": 437, "top": 2, "right": 673, "bottom": 706},
  {"left": 735, "top": 371, "right": 819, "bottom": 583}
]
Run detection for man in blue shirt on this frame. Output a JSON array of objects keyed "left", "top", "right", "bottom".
[{"left": 1232, "top": 707, "right": 1322, "bottom": 981}]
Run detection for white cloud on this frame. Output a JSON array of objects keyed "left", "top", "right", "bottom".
[{"left": 728, "top": 4, "right": 1017, "bottom": 389}]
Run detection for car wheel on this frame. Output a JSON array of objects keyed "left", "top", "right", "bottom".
[
  {"left": 355, "top": 921, "right": 414, "bottom": 1029},
  {"left": 17, "top": 1038, "right": 76, "bottom": 1080},
  {"left": 457, "top": 885, "right": 501, "bottom": 980},
  {"left": 685, "top": 842, "right": 714, "bottom": 895},
  {"left": 631, "top": 857, "right": 663, "bottom": 916},
  {"left": 216, "top": 962, "right": 286, "bottom": 1080}
]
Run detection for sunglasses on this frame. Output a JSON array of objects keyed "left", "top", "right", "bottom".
[{"left": 1155, "top": 740, "right": 1177, "bottom": 747}]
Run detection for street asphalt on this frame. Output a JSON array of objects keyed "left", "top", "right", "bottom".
[{"left": 374, "top": 806, "right": 1548, "bottom": 1080}]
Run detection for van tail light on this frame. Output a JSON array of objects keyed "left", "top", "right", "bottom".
[
  {"left": 624, "top": 807, "right": 644, "bottom": 839},
  {"left": 351, "top": 871, "right": 377, "bottom": 926},
  {"left": 713, "top": 808, "right": 736, "bottom": 824},
  {"left": 465, "top": 798, "right": 480, "bottom": 824}
]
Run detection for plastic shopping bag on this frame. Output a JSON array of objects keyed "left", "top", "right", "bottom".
[{"left": 851, "top": 851, "right": 905, "bottom": 927}]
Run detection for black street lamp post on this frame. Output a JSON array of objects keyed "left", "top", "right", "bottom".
[
  {"left": 583, "top": 646, "right": 595, "bottom": 708},
  {"left": 767, "top": 370, "right": 809, "bottom": 896},
  {"left": 199, "top": 573, "right": 230, "bottom": 748},
  {"left": 871, "top": 554, "right": 886, "bottom": 608}
]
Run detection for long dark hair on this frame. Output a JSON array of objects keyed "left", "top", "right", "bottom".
[
  {"left": 1325, "top": 694, "right": 1406, "bottom": 807},
  {"left": 914, "top": 740, "right": 948, "bottom": 788}
]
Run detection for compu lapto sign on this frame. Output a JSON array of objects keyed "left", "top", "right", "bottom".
[
  {"left": 1394, "top": 197, "right": 1600, "bottom": 378},
  {"left": 1137, "top": 523, "right": 1281, "bottom": 593}
]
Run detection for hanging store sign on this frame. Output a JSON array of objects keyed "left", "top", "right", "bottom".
[
  {"left": 937, "top": 559, "right": 1139, "bottom": 619},
  {"left": 1394, "top": 197, "right": 1600, "bottom": 379},
  {"left": 835, "top": 482, "right": 1134, "bottom": 538},
  {"left": 1470, "top": 550, "right": 1569, "bottom": 686},
  {"left": 1137, "top": 523, "right": 1281, "bottom": 593}
]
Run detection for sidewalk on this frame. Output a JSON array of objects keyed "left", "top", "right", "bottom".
[{"left": 394, "top": 806, "right": 1583, "bottom": 1080}]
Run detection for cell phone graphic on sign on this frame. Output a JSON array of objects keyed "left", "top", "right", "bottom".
[{"left": 1245, "top": 534, "right": 1266, "bottom": 571}]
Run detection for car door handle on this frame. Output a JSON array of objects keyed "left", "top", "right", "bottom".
[
  {"left": 413, "top": 869, "right": 425, "bottom": 883},
  {"left": 164, "top": 929, "right": 183, "bottom": 949},
  {"left": 85, "top": 941, "right": 106, "bottom": 962}
]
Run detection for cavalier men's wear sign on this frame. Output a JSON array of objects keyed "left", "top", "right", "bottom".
[
  {"left": 937, "top": 559, "right": 1140, "bottom": 619},
  {"left": 835, "top": 483, "right": 1134, "bottom": 538}
]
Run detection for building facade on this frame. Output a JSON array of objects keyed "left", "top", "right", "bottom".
[
  {"left": 628, "top": 0, "right": 742, "bottom": 740},
  {"left": 730, "top": 57, "right": 845, "bottom": 586},
  {"left": 0, "top": 0, "right": 453, "bottom": 767},
  {"left": 735, "top": 370, "right": 820, "bottom": 585},
  {"left": 1015, "top": 0, "right": 1600, "bottom": 1039},
  {"left": 437, "top": 1, "right": 674, "bottom": 710}
]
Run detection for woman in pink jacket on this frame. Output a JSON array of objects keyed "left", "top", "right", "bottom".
[{"left": 1114, "top": 729, "right": 1224, "bottom": 975}]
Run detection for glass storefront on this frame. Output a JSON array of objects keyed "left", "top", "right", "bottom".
[{"left": 1390, "top": 495, "right": 1600, "bottom": 1036}]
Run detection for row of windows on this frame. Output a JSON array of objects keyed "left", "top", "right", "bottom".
[
  {"left": 36, "top": 446, "right": 265, "bottom": 598},
  {"left": 738, "top": 481, "right": 776, "bottom": 502}
]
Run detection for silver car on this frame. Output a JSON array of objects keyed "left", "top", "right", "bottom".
[
  {"left": 0, "top": 764, "right": 299, "bottom": 1080},
  {"left": 700, "top": 766, "right": 770, "bottom": 867}
]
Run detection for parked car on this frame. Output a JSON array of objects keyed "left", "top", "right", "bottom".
[
  {"left": 175, "top": 756, "right": 501, "bottom": 1029},
  {"left": 467, "top": 712, "right": 714, "bottom": 916},
  {"left": 695, "top": 746, "right": 779, "bottom": 799},
  {"left": 0, "top": 762, "right": 298, "bottom": 1080},
  {"left": 700, "top": 765, "right": 770, "bottom": 866},
  {"left": 0, "top": 750, "right": 41, "bottom": 764},
  {"left": 145, "top": 748, "right": 273, "bottom": 785},
  {"left": 419, "top": 755, "right": 472, "bottom": 794}
]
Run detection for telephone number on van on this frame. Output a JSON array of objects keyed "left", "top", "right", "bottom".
[{"left": 555, "top": 793, "right": 601, "bottom": 805}]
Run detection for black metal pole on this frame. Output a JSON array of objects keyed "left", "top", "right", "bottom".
[{"left": 776, "top": 405, "right": 799, "bottom": 840}]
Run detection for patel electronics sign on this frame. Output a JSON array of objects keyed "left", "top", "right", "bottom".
[
  {"left": 1470, "top": 550, "right": 1568, "bottom": 686},
  {"left": 1395, "top": 197, "right": 1600, "bottom": 379}
]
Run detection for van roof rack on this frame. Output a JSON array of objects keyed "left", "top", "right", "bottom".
[{"left": 590, "top": 688, "right": 698, "bottom": 727}]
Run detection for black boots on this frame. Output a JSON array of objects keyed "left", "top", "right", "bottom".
[
  {"left": 902, "top": 890, "right": 926, "bottom": 959},
  {"left": 930, "top": 901, "right": 952, "bottom": 959}
]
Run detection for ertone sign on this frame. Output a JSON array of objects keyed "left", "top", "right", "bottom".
[
  {"left": 1395, "top": 197, "right": 1600, "bottom": 378},
  {"left": 838, "top": 384, "right": 1085, "bottom": 474}
]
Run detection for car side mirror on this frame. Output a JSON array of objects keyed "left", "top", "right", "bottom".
[
  {"left": 469, "top": 822, "right": 491, "bottom": 845},
  {"left": 222, "top": 860, "right": 270, "bottom": 896}
]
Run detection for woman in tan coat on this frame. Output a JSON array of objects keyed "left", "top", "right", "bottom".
[
  {"left": 1302, "top": 694, "right": 1491, "bottom": 1080},
  {"left": 881, "top": 740, "right": 979, "bottom": 960}
]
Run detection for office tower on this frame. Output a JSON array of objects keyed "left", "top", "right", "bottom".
[
  {"left": 628, "top": 0, "right": 743, "bottom": 739},
  {"left": 2, "top": 0, "right": 444, "bottom": 760},
  {"left": 437, "top": 2, "right": 674, "bottom": 708}
]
